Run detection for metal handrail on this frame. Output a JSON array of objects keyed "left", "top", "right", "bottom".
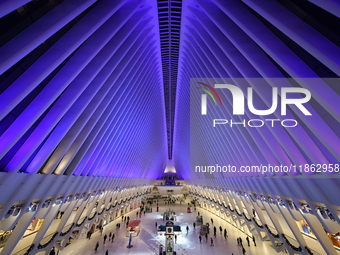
[
  {"left": 12, "top": 244, "right": 32, "bottom": 255},
  {"left": 61, "top": 223, "right": 73, "bottom": 233},
  {"left": 266, "top": 224, "right": 277, "bottom": 232},
  {"left": 284, "top": 233, "right": 300, "bottom": 248},
  {"left": 76, "top": 216, "right": 87, "bottom": 227}
]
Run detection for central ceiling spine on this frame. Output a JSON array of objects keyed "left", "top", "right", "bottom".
[{"left": 157, "top": 0, "right": 182, "bottom": 160}]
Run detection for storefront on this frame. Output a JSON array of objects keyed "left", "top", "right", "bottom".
[
  {"left": 299, "top": 220, "right": 313, "bottom": 235},
  {"left": 23, "top": 218, "right": 44, "bottom": 237},
  {"left": 327, "top": 232, "right": 340, "bottom": 248},
  {"left": 299, "top": 220, "right": 340, "bottom": 249}
]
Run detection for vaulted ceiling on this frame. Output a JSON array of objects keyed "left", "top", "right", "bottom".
[{"left": 0, "top": 0, "right": 339, "bottom": 181}]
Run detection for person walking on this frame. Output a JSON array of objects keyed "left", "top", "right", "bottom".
[
  {"left": 175, "top": 234, "right": 177, "bottom": 243},
  {"left": 109, "top": 232, "right": 112, "bottom": 242},
  {"left": 219, "top": 226, "right": 222, "bottom": 234},
  {"left": 186, "top": 225, "right": 189, "bottom": 233},
  {"left": 213, "top": 226, "right": 216, "bottom": 237},
  {"left": 155, "top": 222, "right": 158, "bottom": 229},
  {"left": 112, "top": 233, "right": 115, "bottom": 242},
  {"left": 246, "top": 236, "right": 250, "bottom": 246},
  {"left": 49, "top": 247, "right": 56, "bottom": 255},
  {"left": 242, "top": 246, "right": 246, "bottom": 254},
  {"left": 252, "top": 235, "right": 256, "bottom": 246},
  {"left": 193, "top": 222, "right": 196, "bottom": 229},
  {"left": 237, "top": 237, "right": 240, "bottom": 246},
  {"left": 103, "top": 234, "right": 107, "bottom": 244},
  {"left": 211, "top": 218, "right": 214, "bottom": 224},
  {"left": 105, "top": 250, "right": 108, "bottom": 255},
  {"left": 210, "top": 237, "right": 214, "bottom": 246},
  {"left": 199, "top": 235, "right": 202, "bottom": 243},
  {"left": 94, "top": 241, "right": 99, "bottom": 252},
  {"left": 205, "top": 233, "right": 208, "bottom": 241},
  {"left": 239, "top": 237, "right": 243, "bottom": 246}
]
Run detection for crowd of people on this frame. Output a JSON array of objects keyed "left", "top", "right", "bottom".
[
  {"left": 180, "top": 213, "right": 258, "bottom": 255},
  {"left": 49, "top": 195, "right": 260, "bottom": 255}
]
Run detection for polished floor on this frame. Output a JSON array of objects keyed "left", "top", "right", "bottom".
[
  {"left": 57, "top": 198, "right": 335, "bottom": 255},
  {"left": 61, "top": 200, "right": 264, "bottom": 255},
  {"left": 5, "top": 197, "right": 340, "bottom": 255}
]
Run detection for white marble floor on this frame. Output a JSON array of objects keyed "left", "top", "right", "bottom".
[
  {"left": 4, "top": 196, "right": 340, "bottom": 255},
  {"left": 59, "top": 199, "right": 273, "bottom": 255}
]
